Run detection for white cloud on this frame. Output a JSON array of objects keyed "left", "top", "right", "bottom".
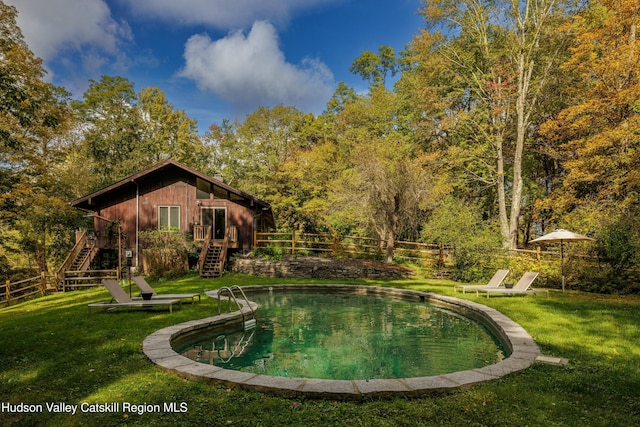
[
  {"left": 6, "top": 0, "right": 338, "bottom": 116},
  {"left": 179, "top": 21, "right": 334, "bottom": 112},
  {"left": 6, "top": 0, "right": 132, "bottom": 65},
  {"left": 121, "top": 0, "right": 337, "bottom": 29}
]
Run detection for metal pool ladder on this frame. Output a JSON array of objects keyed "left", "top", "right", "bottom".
[
  {"left": 214, "top": 328, "right": 256, "bottom": 363},
  {"left": 217, "top": 285, "right": 257, "bottom": 330}
]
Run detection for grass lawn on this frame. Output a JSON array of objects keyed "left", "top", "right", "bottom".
[{"left": 1, "top": 272, "right": 639, "bottom": 426}]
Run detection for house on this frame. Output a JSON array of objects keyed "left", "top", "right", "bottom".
[{"left": 60, "top": 159, "right": 274, "bottom": 284}]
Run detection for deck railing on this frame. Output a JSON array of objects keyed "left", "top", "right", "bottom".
[
  {"left": 193, "top": 225, "right": 211, "bottom": 242},
  {"left": 194, "top": 225, "right": 238, "bottom": 243},
  {"left": 197, "top": 231, "right": 212, "bottom": 274},
  {"left": 55, "top": 230, "right": 90, "bottom": 289},
  {"left": 227, "top": 225, "right": 238, "bottom": 243}
]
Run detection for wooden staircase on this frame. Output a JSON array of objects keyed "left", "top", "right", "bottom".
[
  {"left": 199, "top": 228, "right": 231, "bottom": 278},
  {"left": 70, "top": 246, "right": 94, "bottom": 271},
  {"left": 56, "top": 231, "right": 116, "bottom": 291},
  {"left": 200, "top": 243, "right": 225, "bottom": 277}
]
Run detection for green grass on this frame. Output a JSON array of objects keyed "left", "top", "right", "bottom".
[{"left": 1, "top": 272, "right": 640, "bottom": 426}]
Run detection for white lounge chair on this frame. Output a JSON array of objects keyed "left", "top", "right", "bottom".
[
  {"left": 454, "top": 269, "right": 510, "bottom": 294},
  {"left": 133, "top": 276, "right": 200, "bottom": 304},
  {"left": 88, "top": 279, "right": 182, "bottom": 313},
  {"left": 476, "top": 272, "right": 548, "bottom": 298}
]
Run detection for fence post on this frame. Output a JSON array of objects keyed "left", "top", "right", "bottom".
[
  {"left": 5, "top": 280, "right": 10, "bottom": 306},
  {"left": 332, "top": 234, "right": 338, "bottom": 255},
  {"left": 536, "top": 246, "right": 541, "bottom": 262},
  {"left": 291, "top": 229, "right": 296, "bottom": 256},
  {"left": 40, "top": 272, "right": 47, "bottom": 296}
]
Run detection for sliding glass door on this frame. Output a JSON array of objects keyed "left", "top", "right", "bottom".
[{"left": 201, "top": 207, "right": 226, "bottom": 240}]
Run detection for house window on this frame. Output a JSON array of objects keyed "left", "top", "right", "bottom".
[
  {"left": 213, "top": 185, "right": 228, "bottom": 200},
  {"left": 196, "top": 178, "right": 211, "bottom": 200},
  {"left": 159, "top": 206, "right": 180, "bottom": 231}
]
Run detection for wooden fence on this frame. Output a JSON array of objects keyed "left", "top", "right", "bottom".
[
  {"left": 255, "top": 231, "right": 453, "bottom": 265},
  {"left": 1, "top": 273, "right": 56, "bottom": 307},
  {"left": 254, "top": 232, "right": 588, "bottom": 274},
  {"left": 1, "top": 268, "right": 120, "bottom": 307},
  {"left": 62, "top": 269, "right": 118, "bottom": 292}
]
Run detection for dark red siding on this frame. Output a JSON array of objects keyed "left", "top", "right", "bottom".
[{"left": 92, "top": 170, "right": 257, "bottom": 267}]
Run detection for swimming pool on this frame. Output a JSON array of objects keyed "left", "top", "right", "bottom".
[
  {"left": 143, "top": 285, "right": 542, "bottom": 399},
  {"left": 173, "top": 289, "right": 507, "bottom": 380}
]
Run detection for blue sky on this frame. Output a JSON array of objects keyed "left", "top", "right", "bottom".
[{"left": 8, "top": 0, "right": 424, "bottom": 133}]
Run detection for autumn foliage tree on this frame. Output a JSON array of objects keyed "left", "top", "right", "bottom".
[
  {"left": 417, "top": 0, "right": 578, "bottom": 249},
  {"left": 73, "top": 76, "right": 208, "bottom": 189},
  {"left": 328, "top": 87, "right": 432, "bottom": 262},
  {"left": 542, "top": 1, "right": 640, "bottom": 210},
  {"left": 0, "top": 3, "right": 77, "bottom": 272},
  {"left": 540, "top": 0, "right": 640, "bottom": 279}
]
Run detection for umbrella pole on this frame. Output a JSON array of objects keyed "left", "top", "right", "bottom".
[{"left": 561, "top": 241, "right": 565, "bottom": 293}]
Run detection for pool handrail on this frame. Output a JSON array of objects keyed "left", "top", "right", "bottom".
[{"left": 217, "top": 285, "right": 256, "bottom": 329}]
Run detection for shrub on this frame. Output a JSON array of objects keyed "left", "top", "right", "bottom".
[
  {"left": 138, "top": 230, "right": 191, "bottom": 279},
  {"left": 596, "top": 217, "right": 639, "bottom": 275},
  {"left": 253, "top": 246, "right": 289, "bottom": 261},
  {"left": 421, "top": 197, "right": 503, "bottom": 282},
  {"left": 565, "top": 213, "right": 640, "bottom": 293}
]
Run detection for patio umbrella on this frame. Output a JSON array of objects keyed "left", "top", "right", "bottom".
[{"left": 529, "top": 229, "right": 594, "bottom": 292}]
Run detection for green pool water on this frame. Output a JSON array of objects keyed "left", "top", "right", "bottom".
[{"left": 174, "top": 290, "right": 507, "bottom": 380}]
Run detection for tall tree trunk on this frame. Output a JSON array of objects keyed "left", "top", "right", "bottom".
[
  {"left": 509, "top": 49, "right": 529, "bottom": 249},
  {"left": 496, "top": 133, "right": 511, "bottom": 248},
  {"left": 506, "top": 1, "right": 555, "bottom": 249},
  {"left": 385, "top": 194, "right": 401, "bottom": 264},
  {"left": 385, "top": 230, "right": 395, "bottom": 264}
]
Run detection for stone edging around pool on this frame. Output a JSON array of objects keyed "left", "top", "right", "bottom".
[{"left": 143, "top": 285, "right": 544, "bottom": 400}]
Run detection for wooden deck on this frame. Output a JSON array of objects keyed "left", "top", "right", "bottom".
[{"left": 194, "top": 225, "right": 239, "bottom": 248}]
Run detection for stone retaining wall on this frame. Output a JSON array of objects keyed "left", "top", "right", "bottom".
[{"left": 228, "top": 256, "right": 413, "bottom": 279}]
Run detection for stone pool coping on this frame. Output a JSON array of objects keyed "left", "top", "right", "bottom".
[{"left": 142, "top": 284, "right": 546, "bottom": 400}]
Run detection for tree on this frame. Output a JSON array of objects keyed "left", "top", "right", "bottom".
[
  {"left": 205, "top": 105, "right": 333, "bottom": 230},
  {"left": 330, "top": 87, "right": 432, "bottom": 262},
  {"left": 203, "top": 119, "right": 237, "bottom": 181},
  {"left": 421, "top": 196, "right": 503, "bottom": 280},
  {"left": 538, "top": 1, "right": 640, "bottom": 282},
  {"left": 541, "top": 0, "right": 640, "bottom": 213},
  {"left": 74, "top": 77, "right": 208, "bottom": 188},
  {"left": 349, "top": 45, "right": 400, "bottom": 87},
  {"left": 212, "top": 105, "right": 310, "bottom": 194},
  {"left": 138, "top": 86, "right": 208, "bottom": 170},
  {"left": 0, "top": 3, "right": 48, "bottom": 155},
  {"left": 325, "top": 82, "right": 357, "bottom": 115},
  {"left": 73, "top": 75, "right": 145, "bottom": 188},
  {"left": 0, "top": 168, "right": 21, "bottom": 270},
  {"left": 419, "top": 0, "right": 577, "bottom": 248},
  {"left": 0, "top": 2, "right": 77, "bottom": 272},
  {"left": 0, "top": 2, "right": 72, "bottom": 160}
]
